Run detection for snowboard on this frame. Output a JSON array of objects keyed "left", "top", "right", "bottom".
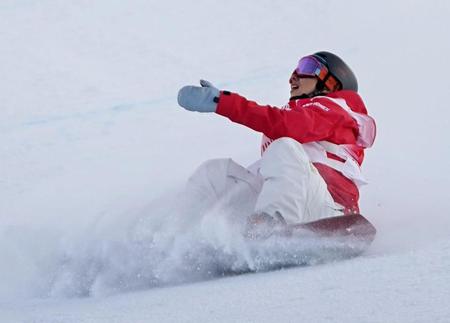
[
  {"left": 237, "top": 214, "right": 376, "bottom": 273},
  {"left": 289, "top": 213, "right": 377, "bottom": 258}
]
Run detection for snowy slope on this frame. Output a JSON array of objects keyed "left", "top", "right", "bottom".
[
  {"left": 1, "top": 0, "right": 450, "bottom": 322},
  {"left": 3, "top": 240, "right": 450, "bottom": 323}
]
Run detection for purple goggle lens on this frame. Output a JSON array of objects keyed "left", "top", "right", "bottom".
[{"left": 295, "top": 56, "right": 325, "bottom": 77}]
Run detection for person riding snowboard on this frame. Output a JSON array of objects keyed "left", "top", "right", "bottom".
[{"left": 177, "top": 51, "right": 376, "bottom": 239}]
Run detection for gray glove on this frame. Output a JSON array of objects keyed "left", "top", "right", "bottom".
[{"left": 177, "top": 79, "right": 220, "bottom": 113}]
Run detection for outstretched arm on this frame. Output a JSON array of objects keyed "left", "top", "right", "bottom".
[
  {"left": 216, "top": 91, "right": 358, "bottom": 144},
  {"left": 177, "top": 80, "right": 358, "bottom": 144}
]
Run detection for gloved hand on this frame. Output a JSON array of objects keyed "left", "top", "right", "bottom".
[{"left": 177, "top": 80, "right": 220, "bottom": 113}]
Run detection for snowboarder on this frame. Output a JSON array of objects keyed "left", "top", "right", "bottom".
[{"left": 177, "top": 51, "right": 376, "bottom": 239}]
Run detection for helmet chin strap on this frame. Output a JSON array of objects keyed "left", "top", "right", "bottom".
[
  {"left": 289, "top": 81, "right": 327, "bottom": 100},
  {"left": 290, "top": 90, "right": 325, "bottom": 100},
  {"left": 290, "top": 94, "right": 310, "bottom": 100}
]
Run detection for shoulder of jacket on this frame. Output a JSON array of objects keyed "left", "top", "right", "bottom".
[{"left": 325, "top": 91, "right": 368, "bottom": 114}]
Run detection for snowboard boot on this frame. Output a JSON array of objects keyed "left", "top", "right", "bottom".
[{"left": 245, "top": 211, "right": 292, "bottom": 240}]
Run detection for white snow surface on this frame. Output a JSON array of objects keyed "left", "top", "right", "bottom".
[{"left": 1, "top": 0, "right": 450, "bottom": 322}]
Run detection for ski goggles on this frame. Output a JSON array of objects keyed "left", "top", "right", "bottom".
[{"left": 295, "top": 56, "right": 341, "bottom": 91}]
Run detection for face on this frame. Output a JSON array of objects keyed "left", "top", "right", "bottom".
[{"left": 289, "top": 72, "right": 318, "bottom": 97}]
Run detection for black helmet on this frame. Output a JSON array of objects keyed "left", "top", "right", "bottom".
[{"left": 313, "top": 51, "right": 358, "bottom": 92}]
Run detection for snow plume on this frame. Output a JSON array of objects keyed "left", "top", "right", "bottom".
[{"left": 1, "top": 184, "right": 362, "bottom": 300}]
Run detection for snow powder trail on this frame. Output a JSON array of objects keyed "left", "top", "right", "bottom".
[{"left": 1, "top": 0, "right": 450, "bottom": 322}]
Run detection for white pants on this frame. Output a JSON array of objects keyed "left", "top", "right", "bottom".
[{"left": 186, "top": 138, "right": 341, "bottom": 224}]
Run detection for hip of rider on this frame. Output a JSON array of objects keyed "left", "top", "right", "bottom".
[{"left": 177, "top": 51, "right": 376, "bottom": 239}]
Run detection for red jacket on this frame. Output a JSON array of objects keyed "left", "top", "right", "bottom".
[{"left": 216, "top": 90, "right": 375, "bottom": 214}]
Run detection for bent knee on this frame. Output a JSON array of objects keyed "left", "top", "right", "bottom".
[
  {"left": 269, "top": 137, "right": 304, "bottom": 150},
  {"left": 263, "top": 137, "right": 309, "bottom": 162},
  {"left": 190, "top": 158, "right": 232, "bottom": 180}
]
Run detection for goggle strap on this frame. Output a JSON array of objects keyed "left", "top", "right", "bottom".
[
  {"left": 321, "top": 73, "right": 340, "bottom": 91},
  {"left": 327, "top": 75, "right": 340, "bottom": 91}
]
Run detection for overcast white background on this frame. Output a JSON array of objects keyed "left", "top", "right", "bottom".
[{"left": 1, "top": 1, "right": 450, "bottom": 322}]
